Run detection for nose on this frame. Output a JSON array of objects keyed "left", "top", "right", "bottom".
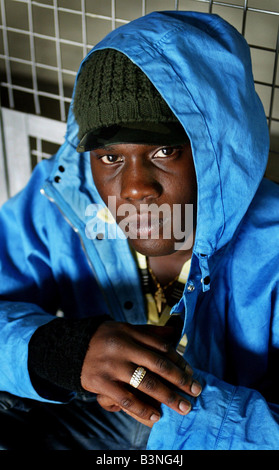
[{"left": 120, "top": 161, "right": 162, "bottom": 201}]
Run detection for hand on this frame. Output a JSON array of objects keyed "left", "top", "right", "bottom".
[
  {"left": 96, "top": 394, "right": 155, "bottom": 428},
  {"left": 81, "top": 321, "right": 201, "bottom": 425}
]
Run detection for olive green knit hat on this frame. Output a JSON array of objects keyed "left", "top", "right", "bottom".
[{"left": 73, "top": 48, "right": 187, "bottom": 151}]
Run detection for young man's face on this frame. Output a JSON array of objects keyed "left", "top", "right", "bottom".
[{"left": 90, "top": 142, "right": 197, "bottom": 257}]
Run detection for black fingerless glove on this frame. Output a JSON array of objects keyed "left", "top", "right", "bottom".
[{"left": 28, "top": 315, "right": 111, "bottom": 397}]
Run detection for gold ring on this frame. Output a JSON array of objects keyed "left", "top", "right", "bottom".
[{"left": 129, "top": 366, "right": 147, "bottom": 389}]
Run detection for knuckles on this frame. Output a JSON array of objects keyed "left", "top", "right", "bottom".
[
  {"left": 137, "top": 406, "right": 151, "bottom": 420},
  {"left": 142, "top": 374, "right": 158, "bottom": 392},
  {"left": 166, "top": 391, "right": 177, "bottom": 406},
  {"left": 155, "top": 356, "right": 171, "bottom": 373},
  {"left": 178, "top": 373, "right": 190, "bottom": 388},
  {"left": 105, "top": 334, "right": 124, "bottom": 351},
  {"left": 120, "top": 396, "right": 134, "bottom": 409},
  {"left": 159, "top": 341, "right": 172, "bottom": 353}
]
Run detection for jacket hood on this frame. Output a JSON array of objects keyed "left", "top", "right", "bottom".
[{"left": 64, "top": 11, "right": 269, "bottom": 257}]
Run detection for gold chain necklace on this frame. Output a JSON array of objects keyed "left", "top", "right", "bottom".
[{"left": 147, "top": 260, "right": 179, "bottom": 315}]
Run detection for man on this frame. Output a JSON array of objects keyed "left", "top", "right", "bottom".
[{"left": 0, "top": 11, "right": 278, "bottom": 450}]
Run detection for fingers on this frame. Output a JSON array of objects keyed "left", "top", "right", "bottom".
[
  {"left": 120, "top": 322, "right": 193, "bottom": 377},
  {"left": 97, "top": 393, "right": 157, "bottom": 427},
  {"left": 96, "top": 365, "right": 194, "bottom": 425},
  {"left": 125, "top": 323, "right": 182, "bottom": 354},
  {"left": 126, "top": 362, "right": 200, "bottom": 417},
  {"left": 82, "top": 321, "right": 201, "bottom": 426},
  {"left": 123, "top": 323, "right": 201, "bottom": 397},
  {"left": 99, "top": 380, "right": 162, "bottom": 424},
  {"left": 116, "top": 359, "right": 199, "bottom": 421},
  {"left": 95, "top": 358, "right": 196, "bottom": 425},
  {"left": 129, "top": 366, "right": 192, "bottom": 417},
  {"left": 128, "top": 344, "right": 201, "bottom": 399}
]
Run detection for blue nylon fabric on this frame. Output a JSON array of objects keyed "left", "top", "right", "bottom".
[
  {"left": 0, "top": 11, "right": 278, "bottom": 448},
  {"left": 147, "top": 370, "right": 279, "bottom": 450}
]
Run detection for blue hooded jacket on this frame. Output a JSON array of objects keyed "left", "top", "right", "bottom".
[{"left": 0, "top": 11, "right": 279, "bottom": 450}]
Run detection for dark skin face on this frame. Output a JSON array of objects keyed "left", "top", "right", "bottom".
[
  {"left": 83, "top": 142, "right": 201, "bottom": 426},
  {"left": 90, "top": 141, "right": 197, "bottom": 281}
]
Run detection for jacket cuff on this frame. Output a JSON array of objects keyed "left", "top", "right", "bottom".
[{"left": 28, "top": 315, "right": 111, "bottom": 394}]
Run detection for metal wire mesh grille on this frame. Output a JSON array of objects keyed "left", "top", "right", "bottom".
[{"left": 0, "top": 0, "right": 278, "bottom": 152}]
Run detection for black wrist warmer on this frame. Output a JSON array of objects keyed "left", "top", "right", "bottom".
[{"left": 28, "top": 315, "right": 111, "bottom": 393}]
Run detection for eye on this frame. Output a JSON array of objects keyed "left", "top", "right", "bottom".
[
  {"left": 99, "top": 154, "right": 123, "bottom": 165},
  {"left": 154, "top": 147, "right": 181, "bottom": 158}
]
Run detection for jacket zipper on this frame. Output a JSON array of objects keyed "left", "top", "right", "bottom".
[{"left": 40, "top": 187, "right": 125, "bottom": 320}]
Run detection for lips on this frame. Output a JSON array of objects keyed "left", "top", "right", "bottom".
[{"left": 118, "top": 212, "right": 171, "bottom": 239}]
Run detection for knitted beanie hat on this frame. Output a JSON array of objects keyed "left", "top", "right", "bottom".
[{"left": 73, "top": 48, "right": 187, "bottom": 151}]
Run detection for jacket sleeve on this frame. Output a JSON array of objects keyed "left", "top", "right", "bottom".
[
  {"left": 147, "top": 369, "right": 279, "bottom": 450},
  {"left": 0, "top": 160, "right": 61, "bottom": 401},
  {"left": 0, "top": 159, "right": 99, "bottom": 402}
]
